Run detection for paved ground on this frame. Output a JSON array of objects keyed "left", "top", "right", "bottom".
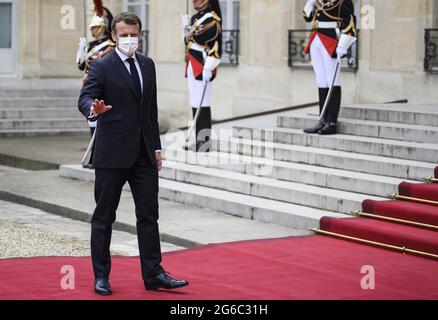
[
  {"left": 0, "top": 135, "right": 89, "bottom": 169},
  {"left": 0, "top": 106, "right": 312, "bottom": 257},
  {"left": 0, "top": 200, "right": 184, "bottom": 259},
  {"left": 0, "top": 170, "right": 306, "bottom": 248}
]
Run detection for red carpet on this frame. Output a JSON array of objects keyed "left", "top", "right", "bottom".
[
  {"left": 0, "top": 235, "right": 437, "bottom": 300},
  {"left": 399, "top": 182, "right": 438, "bottom": 202},
  {"left": 320, "top": 216, "right": 438, "bottom": 255},
  {"left": 362, "top": 200, "right": 438, "bottom": 227}
]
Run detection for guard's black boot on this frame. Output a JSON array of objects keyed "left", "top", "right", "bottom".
[
  {"left": 318, "top": 122, "right": 337, "bottom": 135},
  {"left": 303, "top": 121, "right": 325, "bottom": 134},
  {"left": 319, "top": 86, "right": 341, "bottom": 135},
  {"left": 326, "top": 86, "right": 342, "bottom": 124},
  {"left": 195, "top": 107, "right": 212, "bottom": 153},
  {"left": 304, "top": 88, "right": 329, "bottom": 134}
]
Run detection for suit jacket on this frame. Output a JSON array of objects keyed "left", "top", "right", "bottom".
[{"left": 78, "top": 50, "right": 162, "bottom": 169}]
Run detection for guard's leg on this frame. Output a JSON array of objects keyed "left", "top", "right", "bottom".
[
  {"left": 196, "top": 107, "right": 212, "bottom": 152},
  {"left": 319, "top": 48, "right": 342, "bottom": 135},
  {"left": 304, "top": 35, "right": 330, "bottom": 134}
]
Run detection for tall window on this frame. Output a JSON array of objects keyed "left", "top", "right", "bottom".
[
  {"left": 219, "top": 0, "right": 240, "bottom": 30},
  {"left": 219, "top": 0, "right": 240, "bottom": 65},
  {"left": 424, "top": 0, "right": 438, "bottom": 73},
  {"left": 123, "top": 0, "right": 149, "bottom": 55}
]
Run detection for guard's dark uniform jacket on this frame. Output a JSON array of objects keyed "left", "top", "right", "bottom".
[
  {"left": 186, "top": 7, "right": 222, "bottom": 81},
  {"left": 303, "top": 0, "right": 356, "bottom": 58}
]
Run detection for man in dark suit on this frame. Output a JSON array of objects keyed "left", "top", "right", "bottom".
[{"left": 78, "top": 12, "right": 188, "bottom": 296}]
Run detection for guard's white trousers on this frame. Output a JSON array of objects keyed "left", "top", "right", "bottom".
[
  {"left": 310, "top": 34, "right": 341, "bottom": 88},
  {"left": 187, "top": 61, "right": 212, "bottom": 109}
]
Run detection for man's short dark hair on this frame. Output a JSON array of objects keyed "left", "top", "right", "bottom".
[{"left": 111, "top": 12, "right": 142, "bottom": 33}]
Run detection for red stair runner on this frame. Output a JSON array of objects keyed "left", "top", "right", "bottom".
[
  {"left": 320, "top": 216, "right": 438, "bottom": 255},
  {"left": 0, "top": 235, "right": 437, "bottom": 300},
  {"left": 398, "top": 182, "right": 438, "bottom": 202},
  {"left": 362, "top": 199, "right": 438, "bottom": 227}
]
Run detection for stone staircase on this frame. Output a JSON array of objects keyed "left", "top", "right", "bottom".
[
  {"left": 60, "top": 103, "right": 438, "bottom": 231},
  {"left": 0, "top": 87, "right": 88, "bottom": 137}
]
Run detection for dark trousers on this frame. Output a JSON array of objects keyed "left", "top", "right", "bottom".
[{"left": 91, "top": 136, "right": 163, "bottom": 281}]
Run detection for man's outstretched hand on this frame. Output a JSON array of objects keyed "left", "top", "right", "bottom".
[
  {"left": 91, "top": 99, "right": 112, "bottom": 116},
  {"left": 155, "top": 152, "right": 163, "bottom": 172}
]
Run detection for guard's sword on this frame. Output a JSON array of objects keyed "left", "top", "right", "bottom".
[{"left": 81, "top": 130, "right": 96, "bottom": 166}]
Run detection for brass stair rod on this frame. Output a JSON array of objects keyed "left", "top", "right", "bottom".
[
  {"left": 424, "top": 176, "right": 438, "bottom": 183},
  {"left": 389, "top": 193, "right": 438, "bottom": 206},
  {"left": 349, "top": 211, "right": 438, "bottom": 231},
  {"left": 310, "top": 228, "right": 438, "bottom": 260}
]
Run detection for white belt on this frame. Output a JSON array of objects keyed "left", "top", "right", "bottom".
[
  {"left": 188, "top": 42, "right": 207, "bottom": 53},
  {"left": 314, "top": 21, "right": 338, "bottom": 29}
]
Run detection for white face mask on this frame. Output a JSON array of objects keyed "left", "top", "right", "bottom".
[{"left": 117, "top": 36, "right": 139, "bottom": 57}]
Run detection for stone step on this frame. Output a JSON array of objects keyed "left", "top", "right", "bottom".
[
  {"left": 232, "top": 126, "right": 438, "bottom": 163},
  {"left": 0, "top": 118, "right": 88, "bottom": 130},
  {"left": 162, "top": 149, "right": 413, "bottom": 197},
  {"left": 0, "top": 128, "right": 89, "bottom": 138},
  {"left": 278, "top": 114, "right": 438, "bottom": 144},
  {"left": 0, "top": 108, "right": 80, "bottom": 119},
  {"left": 160, "top": 160, "right": 383, "bottom": 213},
  {"left": 215, "top": 137, "right": 435, "bottom": 181},
  {"left": 59, "top": 164, "right": 344, "bottom": 230},
  {"left": 0, "top": 89, "right": 80, "bottom": 98},
  {"left": 0, "top": 98, "right": 77, "bottom": 108},
  {"left": 339, "top": 104, "right": 438, "bottom": 126}
]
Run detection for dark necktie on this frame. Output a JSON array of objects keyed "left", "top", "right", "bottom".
[{"left": 127, "top": 57, "right": 142, "bottom": 99}]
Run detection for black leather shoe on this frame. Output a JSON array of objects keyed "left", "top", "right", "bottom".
[
  {"left": 304, "top": 121, "right": 325, "bottom": 134},
  {"left": 94, "top": 278, "right": 112, "bottom": 295},
  {"left": 144, "top": 272, "right": 189, "bottom": 291},
  {"left": 318, "top": 123, "right": 337, "bottom": 135}
]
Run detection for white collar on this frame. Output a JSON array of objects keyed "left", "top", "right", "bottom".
[{"left": 115, "top": 47, "right": 137, "bottom": 62}]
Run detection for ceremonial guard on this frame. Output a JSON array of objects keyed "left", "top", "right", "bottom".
[
  {"left": 181, "top": 0, "right": 222, "bottom": 152},
  {"left": 302, "top": 0, "right": 357, "bottom": 135},
  {"left": 76, "top": 0, "right": 115, "bottom": 168}
]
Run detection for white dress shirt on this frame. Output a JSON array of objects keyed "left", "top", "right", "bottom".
[{"left": 115, "top": 47, "right": 144, "bottom": 92}]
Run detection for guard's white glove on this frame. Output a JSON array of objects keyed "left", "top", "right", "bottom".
[
  {"left": 181, "top": 14, "right": 190, "bottom": 30},
  {"left": 202, "top": 69, "right": 213, "bottom": 82},
  {"left": 76, "top": 37, "right": 87, "bottom": 64},
  {"left": 336, "top": 34, "right": 356, "bottom": 60},
  {"left": 304, "top": 0, "right": 317, "bottom": 16},
  {"left": 336, "top": 46, "right": 348, "bottom": 59},
  {"left": 181, "top": 14, "right": 191, "bottom": 43}
]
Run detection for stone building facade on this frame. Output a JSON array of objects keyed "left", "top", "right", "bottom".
[{"left": 2, "top": 0, "right": 438, "bottom": 129}]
